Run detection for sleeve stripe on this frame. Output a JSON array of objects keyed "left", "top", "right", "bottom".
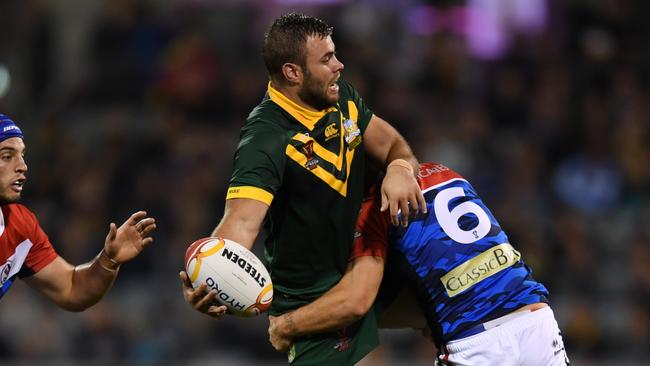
[{"left": 226, "top": 186, "right": 274, "bottom": 205}]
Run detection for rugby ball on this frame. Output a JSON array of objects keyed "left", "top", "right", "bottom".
[{"left": 184, "top": 237, "right": 273, "bottom": 317}]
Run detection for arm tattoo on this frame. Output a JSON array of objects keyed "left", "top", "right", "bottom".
[{"left": 285, "top": 312, "right": 297, "bottom": 336}]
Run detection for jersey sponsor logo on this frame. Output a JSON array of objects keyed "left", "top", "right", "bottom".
[
  {"left": 324, "top": 123, "right": 340, "bottom": 141},
  {"left": 418, "top": 164, "right": 464, "bottom": 191},
  {"left": 441, "top": 243, "right": 520, "bottom": 297},
  {"left": 418, "top": 163, "right": 450, "bottom": 178}
]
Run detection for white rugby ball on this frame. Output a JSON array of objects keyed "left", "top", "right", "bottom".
[{"left": 184, "top": 237, "right": 273, "bottom": 317}]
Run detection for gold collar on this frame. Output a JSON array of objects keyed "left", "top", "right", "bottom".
[{"left": 267, "top": 82, "right": 337, "bottom": 131}]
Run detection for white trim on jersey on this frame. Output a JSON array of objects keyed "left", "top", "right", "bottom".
[
  {"left": 0, "top": 206, "right": 5, "bottom": 237},
  {"left": 0, "top": 239, "right": 34, "bottom": 287},
  {"left": 421, "top": 177, "right": 469, "bottom": 195}
]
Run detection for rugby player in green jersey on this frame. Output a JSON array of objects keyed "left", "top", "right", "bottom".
[{"left": 180, "top": 13, "right": 425, "bottom": 365}]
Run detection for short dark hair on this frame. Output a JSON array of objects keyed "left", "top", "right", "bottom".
[{"left": 262, "top": 13, "right": 333, "bottom": 82}]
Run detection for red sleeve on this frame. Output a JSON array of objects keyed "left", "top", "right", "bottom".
[
  {"left": 349, "top": 191, "right": 391, "bottom": 261},
  {"left": 19, "top": 206, "right": 58, "bottom": 275}
]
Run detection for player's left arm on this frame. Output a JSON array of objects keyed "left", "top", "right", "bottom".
[
  {"left": 268, "top": 254, "right": 385, "bottom": 352},
  {"left": 24, "top": 211, "right": 156, "bottom": 311},
  {"left": 363, "top": 115, "right": 426, "bottom": 227}
]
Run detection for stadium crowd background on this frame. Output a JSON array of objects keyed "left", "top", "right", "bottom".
[{"left": 0, "top": 0, "right": 648, "bottom": 365}]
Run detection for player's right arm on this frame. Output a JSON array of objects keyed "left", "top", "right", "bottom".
[
  {"left": 179, "top": 118, "right": 283, "bottom": 319},
  {"left": 210, "top": 198, "right": 269, "bottom": 250},
  {"left": 179, "top": 198, "right": 269, "bottom": 319}
]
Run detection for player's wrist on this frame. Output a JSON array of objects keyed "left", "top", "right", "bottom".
[
  {"left": 282, "top": 312, "right": 298, "bottom": 337},
  {"left": 387, "top": 158, "right": 414, "bottom": 175},
  {"left": 97, "top": 248, "right": 121, "bottom": 273}
]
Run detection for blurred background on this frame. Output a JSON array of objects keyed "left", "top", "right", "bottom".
[{"left": 0, "top": 0, "right": 649, "bottom": 365}]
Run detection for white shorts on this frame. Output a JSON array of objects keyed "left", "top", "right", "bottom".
[{"left": 437, "top": 307, "right": 570, "bottom": 366}]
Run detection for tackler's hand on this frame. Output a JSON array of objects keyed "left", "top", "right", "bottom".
[{"left": 380, "top": 159, "right": 426, "bottom": 227}]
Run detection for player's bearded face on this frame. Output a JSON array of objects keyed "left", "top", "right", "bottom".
[
  {"left": 299, "top": 68, "right": 338, "bottom": 111},
  {"left": 0, "top": 138, "right": 27, "bottom": 204},
  {"left": 298, "top": 35, "right": 344, "bottom": 111}
]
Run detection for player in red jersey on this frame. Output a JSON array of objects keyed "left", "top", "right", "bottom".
[{"left": 0, "top": 114, "right": 156, "bottom": 310}]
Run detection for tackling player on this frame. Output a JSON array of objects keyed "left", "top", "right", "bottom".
[
  {"left": 0, "top": 114, "right": 156, "bottom": 310},
  {"left": 268, "top": 162, "right": 569, "bottom": 365}
]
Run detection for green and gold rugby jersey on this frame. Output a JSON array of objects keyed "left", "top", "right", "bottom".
[{"left": 227, "top": 80, "right": 372, "bottom": 306}]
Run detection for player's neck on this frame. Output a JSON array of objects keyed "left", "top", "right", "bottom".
[{"left": 269, "top": 81, "right": 319, "bottom": 112}]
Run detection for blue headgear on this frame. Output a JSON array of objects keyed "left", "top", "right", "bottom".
[{"left": 0, "top": 114, "right": 24, "bottom": 143}]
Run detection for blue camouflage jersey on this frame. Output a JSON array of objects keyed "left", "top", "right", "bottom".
[{"left": 351, "top": 162, "right": 549, "bottom": 346}]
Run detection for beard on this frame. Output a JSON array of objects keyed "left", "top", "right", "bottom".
[
  {"left": 0, "top": 194, "right": 20, "bottom": 205},
  {"left": 298, "top": 69, "right": 337, "bottom": 111}
]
